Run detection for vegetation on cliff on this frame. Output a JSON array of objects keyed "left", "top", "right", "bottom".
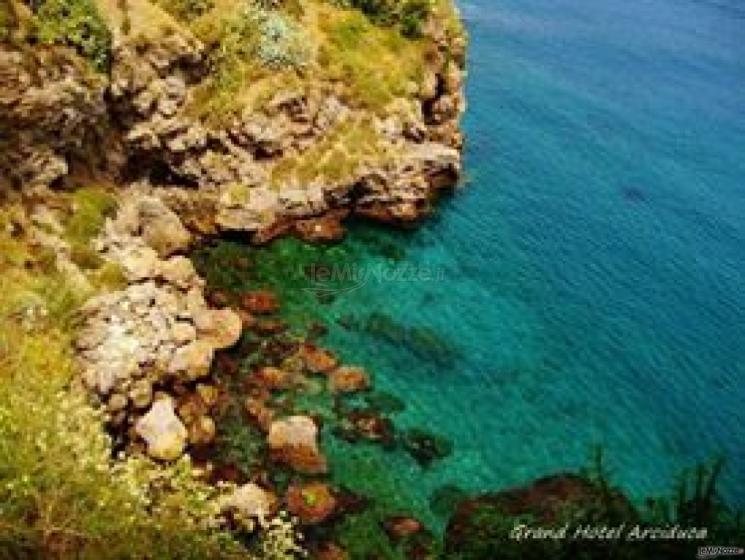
[{"left": 0, "top": 0, "right": 465, "bottom": 557}]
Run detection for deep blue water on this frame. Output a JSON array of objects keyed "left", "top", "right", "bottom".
[{"left": 252, "top": 0, "right": 745, "bottom": 524}]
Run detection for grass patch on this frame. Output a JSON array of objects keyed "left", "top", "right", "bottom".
[
  {"left": 270, "top": 115, "right": 391, "bottom": 187},
  {"left": 317, "top": 5, "right": 427, "bottom": 110},
  {"left": 64, "top": 186, "right": 117, "bottom": 247}
]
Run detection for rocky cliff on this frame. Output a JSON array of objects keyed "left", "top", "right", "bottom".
[{"left": 1, "top": 0, "right": 466, "bottom": 240}]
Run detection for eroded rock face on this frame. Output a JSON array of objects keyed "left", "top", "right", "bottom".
[
  {"left": 0, "top": 44, "right": 108, "bottom": 189},
  {"left": 135, "top": 399, "right": 188, "bottom": 461}
]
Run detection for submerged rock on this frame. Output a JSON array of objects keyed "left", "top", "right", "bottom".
[
  {"left": 297, "top": 343, "right": 338, "bottom": 374},
  {"left": 334, "top": 410, "right": 396, "bottom": 448},
  {"left": 383, "top": 516, "right": 425, "bottom": 541},
  {"left": 401, "top": 428, "right": 453, "bottom": 467},
  {"left": 327, "top": 366, "right": 371, "bottom": 394},
  {"left": 286, "top": 482, "right": 338, "bottom": 525},
  {"left": 240, "top": 290, "right": 280, "bottom": 315},
  {"left": 445, "top": 474, "right": 637, "bottom": 560},
  {"left": 135, "top": 399, "right": 188, "bottom": 461}
]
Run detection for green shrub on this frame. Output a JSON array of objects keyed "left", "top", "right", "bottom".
[
  {"left": 0, "top": 1, "right": 13, "bottom": 42},
  {"left": 217, "top": 5, "right": 310, "bottom": 70},
  {"left": 33, "top": 0, "right": 112, "bottom": 72},
  {"left": 339, "top": 0, "right": 433, "bottom": 38}
]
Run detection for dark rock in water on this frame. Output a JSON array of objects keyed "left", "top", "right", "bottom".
[
  {"left": 252, "top": 318, "right": 287, "bottom": 336},
  {"left": 383, "top": 516, "right": 424, "bottom": 541},
  {"left": 364, "top": 312, "right": 461, "bottom": 368},
  {"left": 307, "top": 322, "right": 329, "bottom": 340},
  {"left": 429, "top": 484, "right": 468, "bottom": 517},
  {"left": 622, "top": 185, "right": 646, "bottom": 202},
  {"left": 333, "top": 409, "right": 396, "bottom": 448},
  {"left": 401, "top": 428, "right": 453, "bottom": 467},
  {"left": 445, "top": 474, "right": 637, "bottom": 560},
  {"left": 296, "top": 343, "right": 339, "bottom": 374},
  {"left": 240, "top": 290, "right": 280, "bottom": 315},
  {"left": 260, "top": 337, "right": 298, "bottom": 365},
  {"left": 311, "top": 541, "right": 349, "bottom": 560},
  {"left": 333, "top": 486, "right": 370, "bottom": 517},
  {"left": 336, "top": 314, "right": 358, "bottom": 331},
  {"left": 363, "top": 391, "right": 406, "bottom": 414}
]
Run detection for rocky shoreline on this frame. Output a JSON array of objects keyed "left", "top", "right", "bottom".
[{"left": 72, "top": 188, "right": 461, "bottom": 556}]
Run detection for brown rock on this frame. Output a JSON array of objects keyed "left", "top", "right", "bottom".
[
  {"left": 286, "top": 482, "right": 338, "bottom": 525},
  {"left": 334, "top": 410, "right": 395, "bottom": 448},
  {"left": 253, "top": 366, "right": 293, "bottom": 391},
  {"left": 252, "top": 318, "right": 287, "bottom": 336},
  {"left": 245, "top": 397, "right": 275, "bottom": 432},
  {"left": 188, "top": 415, "right": 216, "bottom": 446},
  {"left": 293, "top": 210, "right": 348, "bottom": 243},
  {"left": 383, "top": 516, "right": 424, "bottom": 541},
  {"left": 328, "top": 366, "right": 370, "bottom": 394},
  {"left": 297, "top": 343, "right": 338, "bottom": 374},
  {"left": 240, "top": 290, "right": 279, "bottom": 315},
  {"left": 313, "top": 542, "right": 349, "bottom": 560}
]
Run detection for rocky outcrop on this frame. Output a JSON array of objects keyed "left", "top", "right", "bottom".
[
  {"left": 97, "top": 0, "right": 465, "bottom": 240},
  {"left": 76, "top": 193, "right": 242, "bottom": 459},
  {"left": 0, "top": 44, "right": 108, "bottom": 189},
  {"left": 444, "top": 474, "right": 637, "bottom": 559}
]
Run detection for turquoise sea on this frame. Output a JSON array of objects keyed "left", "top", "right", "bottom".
[{"left": 212, "top": 0, "right": 745, "bottom": 528}]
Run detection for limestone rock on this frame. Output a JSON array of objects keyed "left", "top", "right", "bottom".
[
  {"left": 221, "top": 483, "right": 277, "bottom": 521},
  {"left": 267, "top": 415, "right": 327, "bottom": 474},
  {"left": 135, "top": 399, "right": 188, "bottom": 461},
  {"left": 169, "top": 340, "right": 214, "bottom": 380},
  {"left": 193, "top": 308, "right": 242, "bottom": 349},
  {"left": 135, "top": 197, "right": 192, "bottom": 257}
]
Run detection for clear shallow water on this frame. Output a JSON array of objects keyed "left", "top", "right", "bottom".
[{"left": 249, "top": 0, "right": 745, "bottom": 525}]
